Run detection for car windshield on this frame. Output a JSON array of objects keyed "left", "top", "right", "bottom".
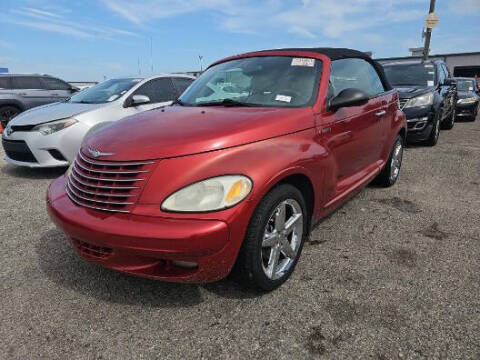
[
  {"left": 178, "top": 56, "right": 322, "bottom": 107},
  {"left": 384, "top": 63, "right": 436, "bottom": 87},
  {"left": 456, "top": 79, "right": 475, "bottom": 92},
  {"left": 69, "top": 78, "right": 142, "bottom": 104}
]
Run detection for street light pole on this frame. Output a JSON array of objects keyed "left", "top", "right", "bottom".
[{"left": 422, "top": 0, "right": 436, "bottom": 61}]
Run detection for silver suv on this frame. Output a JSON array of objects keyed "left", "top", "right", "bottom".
[{"left": 0, "top": 74, "right": 78, "bottom": 128}]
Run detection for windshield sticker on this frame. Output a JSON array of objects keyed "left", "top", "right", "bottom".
[
  {"left": 291, "top": 58, "right": 315, "bottom": 67},
  {"left": 427, "top": 80, "right": 434, "bottom": 86},
  {"left": 275, "top": 94, "right": 292, "bottom": 103},
  {"left": 469, "top": 87, "right": 474, "bottom": 91},
  {"left": 428, "top": 72, "right": 435, "bottom": 74},
  {"left": 424, "top": 64, "right": 434, "bottom": 68},
  {"left": 107, "top": 94, "right": 120, "bottom": 102}
]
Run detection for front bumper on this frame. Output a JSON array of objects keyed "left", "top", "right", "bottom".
[
  {"left": 1, "top": 122, "right": 90, "bottom": 168},
  {"left": 456, "top": 101, "right": 478, "bottom": 118},
  {"left": 402, "top": 106, "right": 434, "bottom": 142},
  {"left": 47, "top": 176, "right": 240, "bottom": 283}
]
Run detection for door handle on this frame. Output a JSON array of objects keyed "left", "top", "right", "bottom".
[{"left": 375, "top": 110, "right": 386, "bottom": 116}]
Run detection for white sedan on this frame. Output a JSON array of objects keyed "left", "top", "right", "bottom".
[{"left": 1, "top": 74, "right": 194, "bottom": 167}]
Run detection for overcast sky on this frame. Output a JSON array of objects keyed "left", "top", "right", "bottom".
[{"left": 1, "top": 0, "right": 479, "bottom": 81}]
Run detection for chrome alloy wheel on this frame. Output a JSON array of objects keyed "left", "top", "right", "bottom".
[
  {"left": 261, "top": 199, "right": 303, "bottom": 280},
  {"left": 389, "top": 139, "right": 403, "bottom": 182}
]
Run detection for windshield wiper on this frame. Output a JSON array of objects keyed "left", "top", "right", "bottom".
[{"left": 197, "top": 98, "right": 255, "bottom": 107}]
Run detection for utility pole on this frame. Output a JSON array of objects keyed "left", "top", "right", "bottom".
[{"left": 422, "top": 0, "right": 437, "bottom": 61}]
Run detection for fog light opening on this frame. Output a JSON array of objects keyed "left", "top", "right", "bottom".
[{"left": 172, "top": 260, "right": 198, "bottom": 269}]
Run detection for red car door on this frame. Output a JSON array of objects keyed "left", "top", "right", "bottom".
[{"left": 319, "top": 58, "right": 387, "bottom": 186}]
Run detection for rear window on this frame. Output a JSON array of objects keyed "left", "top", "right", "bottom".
[{"left": 11, "top": 76, "right": 45, "bottom": 90}]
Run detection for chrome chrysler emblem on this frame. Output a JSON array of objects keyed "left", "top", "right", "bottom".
[{"left": 87, "top": 147, "right": 114, "bottom": 158}]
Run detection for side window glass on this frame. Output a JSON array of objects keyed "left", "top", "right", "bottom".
[
  {"left": 0, "top": 77, "right": 11, "bottom": 89},
  {"left": 12, "top": 77, "right": 44, "bottom": 90},
  {"left": 172, "top": 78, "right": 194, "bottom": 95},
  {"left": 437, "top": 65, "right": 446, "bottom": 85},
  {"left": 41, "top": 77, "right": 71, "bottom": 90},
  {"left": 134, "top": 78, "right": 177, "bottom": 103},
  {"left": 330, "top": 58, "right": 384, "bottom": 98}
]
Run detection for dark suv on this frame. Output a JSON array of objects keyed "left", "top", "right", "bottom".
[
  {"left": 382, "top": 60, "right": 457, "bottom": 146},
  {"left": 0, "top": 74, "right": 78, "bottom": 128}
]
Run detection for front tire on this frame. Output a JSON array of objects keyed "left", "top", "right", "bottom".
[
  {"left": 233, "top": 184, "right": 308, "bottom": 291},
  {"left": 424, "top": 113, "right": 440, "bottom": 146},
  {"left": 0, "top": 105, "right": 21, "bottom": 129},
  {"left": 373, "top": 135, "right": 404, "bottom": 187}
]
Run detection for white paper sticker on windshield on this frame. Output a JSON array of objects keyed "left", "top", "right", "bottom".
[
  {"left": 291, "top": 58, "right": 315, "bottom": 67},
  {"left": 427, "top": 80, "right": 434, "bottom": 86},
  {"left": 424, "top": 64, "right": 434, "bottom": 68},
  {"left": 469, "top": 87, "right": 474, "bottom": 91},
  {"left": 275, "top": 94, "right": 292, "bottom": 103},
  {"left": 107, "top": 94, "right": 119, "bottom": 102},
  {"left": 428, "top": 72, "right": 435, "bottom": 74}
]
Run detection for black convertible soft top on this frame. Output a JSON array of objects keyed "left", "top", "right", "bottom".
[{"left": 259, "top": 47, "right": 393, "bottom": 91}]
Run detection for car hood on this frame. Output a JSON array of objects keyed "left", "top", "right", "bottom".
[
  {"left": 82, "top": 106, "right": 314, "bottom": 161},
  {"left": 457, "top": 90, "right": 478, "bottom": 99},
  {"left": 10, "top": 102, "right": 105, "bottom": 126},
  {"left": 395, "top": 86, "right": 436, "bottom": 99}
]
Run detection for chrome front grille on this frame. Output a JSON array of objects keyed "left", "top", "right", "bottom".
[
  {"left": 399, "top": 98, "right": 408, "bottom": 110},
  {"left": 66, "top": 151, "right": 156, "bottom": 213}
]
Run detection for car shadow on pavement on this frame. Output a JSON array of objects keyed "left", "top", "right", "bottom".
[
  {"left": 36, "top": 228, "right": 205, "bottom": 308},
  {"left": 1, "top": 163, "right": 67, "bottom": 179},
  {"left": 36, "top": 228, "right": 262, "bottom": 307}
]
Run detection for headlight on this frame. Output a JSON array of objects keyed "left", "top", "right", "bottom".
[
  {"left": 404, "top": 92, "right": 434, "bottom": 108},
  {"left": 457, "top": 97, "right": 478, "bottom": 104},
  {"left": 33, "top": 118, "right": 77, "bottom": 135},
  {"left": 162, "top": 175, "right": 252, "bottom": 212}
]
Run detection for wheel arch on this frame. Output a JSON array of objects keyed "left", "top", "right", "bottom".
[
  {"left": 260, "top": 170, "right": 316, "bottom": 235},
  {"left": 0, "top": 100, "right": 25, "bottom": 112}
]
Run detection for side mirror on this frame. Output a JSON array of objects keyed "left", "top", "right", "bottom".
[
  {"left": 444, "top": 78, "right": 455, "bottom": 87},
  {"left": 126, "top": 94, "right": 150, "bottom": 107},
  {"left": 329, "top": 88, "right": 369, "bottom": 111}
]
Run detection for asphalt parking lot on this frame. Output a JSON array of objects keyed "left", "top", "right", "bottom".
[{"left": 1, "top": 116, "right": 479, "bottom": 360}]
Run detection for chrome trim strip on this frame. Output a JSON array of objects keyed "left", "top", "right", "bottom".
[
  {"left": 70, "top": 172, "right": 139, "bottom": 190},
  {"left": 75, "top": 160, "right": 149, "bottom": 175},
  {"left": 78, "top": 151, "right": 154, "bottom": 167},
  {"left": 68, "top": 179, "right": 135, "bottom": 198},
  {"left": 73, "top": 167, "right": 144, "bottom": 182},
  {"left": 67, "top": 182, "right": 134, "bottom": 205},
  {"left": 66, "top": 186, "right": 131, "bottom": 213}
]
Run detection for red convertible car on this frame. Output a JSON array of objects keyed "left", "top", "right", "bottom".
[{"left": 48, "top": 48, "right": 406, "bottom": 291}]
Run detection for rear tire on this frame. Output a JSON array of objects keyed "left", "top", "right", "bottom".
[
  {"left": 373, "top": 135, "right": 404, "bottom": 187},
  {"left": 0, "top": 105, "right": 21, "bottom": 129},
  {"left": 232, "top": 184, "right": 308, "bottom": 291},
  {"left": 441, "top": 109, "right": 455, "bottom": 130}
]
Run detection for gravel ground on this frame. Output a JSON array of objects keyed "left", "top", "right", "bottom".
[{"left": 1, "top": 116, "right": 479, "bottom": 360}]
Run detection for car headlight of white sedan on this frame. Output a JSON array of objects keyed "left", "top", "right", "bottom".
[
  {"left": 404, "top": 92, "right": 434, "bottom": 108},
  {"left": 457, "top": 97, "right": 478, "bottom": 105},
  {"left": 162, "top": 175, "right": 252, "bottom": 212},
  {"left": 32, "top": 118, "right": 78, "bottom": 136}
]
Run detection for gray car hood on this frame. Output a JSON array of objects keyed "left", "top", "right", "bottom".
[{"left": 10, "top": 102, "right": 105, "bottom": 126}]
